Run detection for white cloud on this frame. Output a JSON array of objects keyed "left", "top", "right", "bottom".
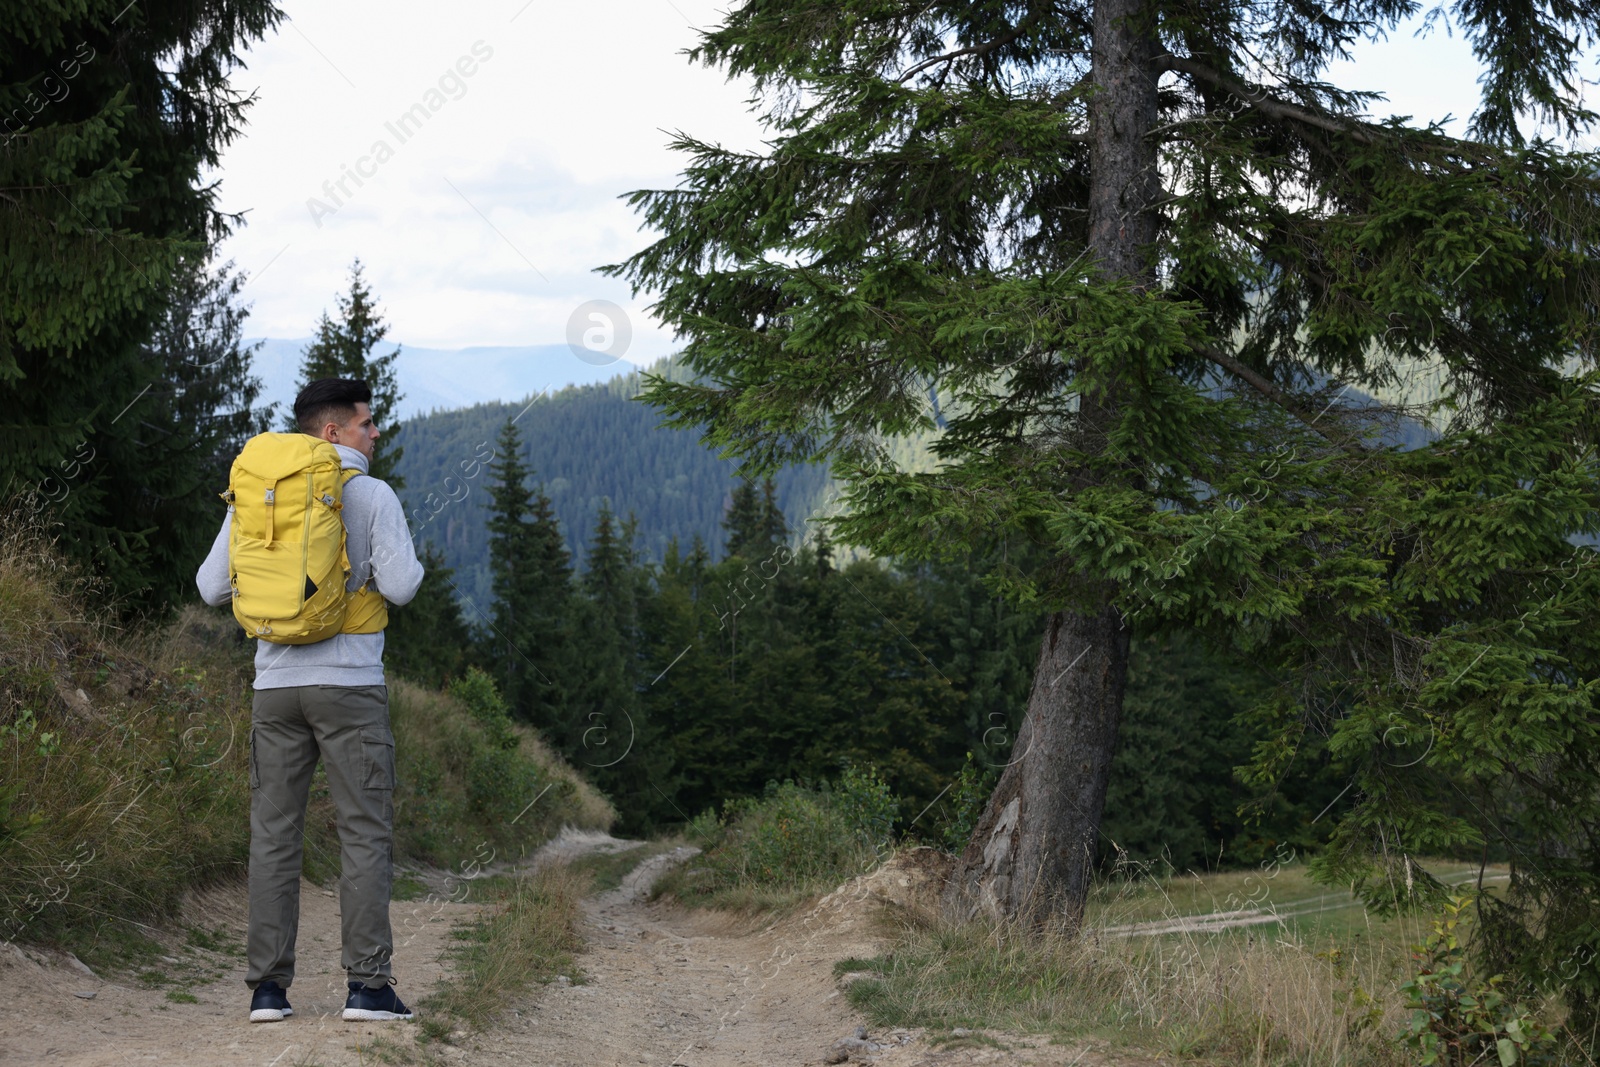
[{"left": 214, "top": 0, "right": 765, "bottom": 352}]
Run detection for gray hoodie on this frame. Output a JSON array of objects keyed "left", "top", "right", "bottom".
[{"left": 196, "top": 444, "right": 425, "bottom": 690}]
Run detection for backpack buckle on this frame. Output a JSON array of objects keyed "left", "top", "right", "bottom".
[{"left": 264, "top": 489, "right": 276, "bottom": 503}]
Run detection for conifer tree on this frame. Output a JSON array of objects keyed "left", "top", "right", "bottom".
[
  {"left": 685, "top": 534, "right": 710, "bottom": 576},
  {"left": 574, "top": 503, "right": 638, "bottom": 732},
  {"left": 2, "top": 0, "right": 280, "bottom": 511},
  {"left": 722, "top": 476, "right": 787, "bottom": 560},
  {"left": 613, "top": 0, "right": 1600, "bottom": 989},
  {"left": 2, "top": 0, "right": 280, "bottom": 611},
  {"left": 584, "top": 503, "right": 637, "bottom": 636},
  {"left": 572, "top": 503, "right": 673, "bottom": 830},
  {"left": 524, "top": 487, "right": 575, "bottom": 684},
  {"left": 812, "top": 528, "right": 835, "bottom": 579},
  {"left": 15, "top": 251, "right": 271, "bottom": 612},
  {"left": 125, "top": 255, "right": 276, "bottom": 610},
  {"left": 757, "top": 479, "right": 786, "bottom": 551},
  {"left": 482, "top": 417, "right": 574, "bottom": 736},
  {"left": 295, "top": 259, "right": 405, "bottom": 486},
  {"left": 385, "top": 542, "right": 472, "bottom": 687},
  {"left": 721, "top": 479, "right": 764, "bottom": 560},
  {"left": 483, "top": 419, "right": 541, "bottom": 719},
  {"left": 640, "top": 533, "right": 741, "bottom": 816}
]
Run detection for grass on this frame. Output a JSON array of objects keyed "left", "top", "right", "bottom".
[
  {"left": 392, "top": 874, "right": 431, "bottom": 902},
  {"left": 839, "top": 909, "right": 1408, "bottom": 1064},
  {"left": 830, "top": 854, "right": 1572, "bottom": 1067},
  {"left": 565, "top": 839, "right": 680, "bottom": 893},
  {"left": 359, "top": 1034, "right": 432, "bottom": 1067},
  {"left": 0, "top": 511, "right": 613, "bottom": 978},
  {"left": 651, "top": 775, "right": 895, "bottom": 914},
  {"left": 184, "top": 924, "right": 244, "bottom": 955},
  {"left": 1086, "top": 857, "right": 1505, "bottom": 941},
  {"left": 421, "top": 861, "right": 587, "bottom": 1028},
  {"left": 0, "top": 520, "right": 255, "bottom": 969},
  {"left": 658, "top": 875, "right": 839, "bottom": 915},
  {"left": 454, "top": 872, "right": 522, "bottom": 903},
  {"left": 347, "top": 859, "right": 597, "bottom": 1064},
  {"left": 387, "top": 672, "right": 616, "bottom": 870},
  {"left": 376, "top": 846, "right": 678, "bottom": 1063}
]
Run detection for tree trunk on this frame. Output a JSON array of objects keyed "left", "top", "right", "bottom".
[
  {"left": 943, "top": 605, "right": 1133, "bottom": 927},
  {"left": 943, "top": 0, "right": 1158, "bottom": 930}
]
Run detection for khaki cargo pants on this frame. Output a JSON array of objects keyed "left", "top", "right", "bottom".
[{"left": 246, "top": 685, "right": 396, "bottom": 991}]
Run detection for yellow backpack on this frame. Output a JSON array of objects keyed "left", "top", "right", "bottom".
[{"left": 222, "top": 433, "right": 388, "bottom": 644}]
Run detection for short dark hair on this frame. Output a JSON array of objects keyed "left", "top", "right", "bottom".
[{"left": 294, "top": 378, "right": 372, "bottom": 436}]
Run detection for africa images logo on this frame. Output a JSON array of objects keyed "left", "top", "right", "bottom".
[{"left": 305, "top": 40, "right": 494, "bottom": 228}]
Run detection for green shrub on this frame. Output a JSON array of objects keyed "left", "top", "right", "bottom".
[
  {"left": 657, "top": 770, "right": 899, "bottom": 911},
  {"left": 835, "top": 762, "right": 900, "bottom": 854},
  {"left": 465, "top": 747, "right": 539, "bottom": 817},
  {"left": 724, "top": 783, "right": 858, "bottom": 883},
  {"left": 1397, "top": 897, "right": 1558, "bottom": 1066},
  {"left": 934, "top": 753, "right": 996, "bottom": 853},
  {"left": 448, "top": 667, "right": 517, "bottom": 750}
]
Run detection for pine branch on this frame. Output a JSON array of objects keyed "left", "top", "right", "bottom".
[
  {"left": 897, "top": 19, "right": 1032, "bottom": 82},
  {"left": 1163, "top": 55, "right": 1378, "bottom": 144},
  {"left": 1196, "top": 345, "right": 1367, "bottom": 456}
]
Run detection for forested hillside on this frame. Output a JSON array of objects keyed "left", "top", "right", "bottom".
[
  {"left": 391, "top": 362, "right": 836, "bottom": 607},
  {"left": 386, "top": 355, "right": 1378, "bottom": 857},
  {"left": 383, "top": 403, "right": 1344, "bottom": 861}
]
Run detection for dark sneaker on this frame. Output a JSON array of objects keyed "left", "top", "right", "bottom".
[
  {"left": 249, "top": 980, "right": 293, "bottom": 1022},
  {"left": 342, "top": 979, "right": 414, "bottom": 1021}
]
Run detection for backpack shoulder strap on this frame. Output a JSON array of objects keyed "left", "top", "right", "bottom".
[{"left": 337, "top": 466, "right": 379, "bottom": 596}]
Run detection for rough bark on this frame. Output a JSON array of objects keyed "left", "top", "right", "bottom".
[
  {"left": 943, "top": 0, "right": 1159, "bottom": 930},
  {"left": 943, "top": 604, "right": 1133, "bottom": 927}
]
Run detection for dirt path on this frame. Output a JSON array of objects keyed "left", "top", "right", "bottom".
[
  {"left": 0, "top": 833, "right": 1123, "bottom": 1067},
  {"left": 0, "top": 870, "right": 483, "bottom": 1067},
  {"left": 469, "top": 834, "right": 1121, "bottom": 1066}
]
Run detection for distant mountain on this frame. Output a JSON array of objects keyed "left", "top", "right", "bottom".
[
  {"left": 244, "top": 338, "right": 638, "bottom": 421},
  {"left": 391, "top": 367, "right": 836, "bottom": 611}
]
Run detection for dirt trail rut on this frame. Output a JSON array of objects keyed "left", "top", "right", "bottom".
[{"left": 0, "top": 833, "right": 1121, "bottom": 1066}]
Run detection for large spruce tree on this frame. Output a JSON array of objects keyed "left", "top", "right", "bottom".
[
  {"left": 723, "top": 476, "right": 787, "bottom": 560},
  {"left": 612, "top": 0, "right": 1600, "bottom": 998},
  {"left": 2, "top": 0, "right": 281, "bottom": 611}
]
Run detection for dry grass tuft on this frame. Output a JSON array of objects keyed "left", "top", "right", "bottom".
[
  {"left": 422, "top": 861, "right": 588, "bottom": 1029},
  {"left": 836, "top": 855, "right": 1468, "bottom": 1067},
  {"left": 846, "top": 913, "right": 1412, "bottom": 1065}
]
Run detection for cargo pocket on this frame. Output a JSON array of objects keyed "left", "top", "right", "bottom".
[
  {"left": 360, "top": 727, "right": 395, "bottom": 791},
  {"left": 248, "top": 725, "right": 261, "bottom": 790}
]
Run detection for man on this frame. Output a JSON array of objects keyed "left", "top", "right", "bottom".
[{"left": 196, "top": 378, "right": 425, "bottom": 1024}]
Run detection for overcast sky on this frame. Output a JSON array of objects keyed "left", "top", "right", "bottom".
[{"left": 213, "top": 2, "right": 1514, "bottom": 365}]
